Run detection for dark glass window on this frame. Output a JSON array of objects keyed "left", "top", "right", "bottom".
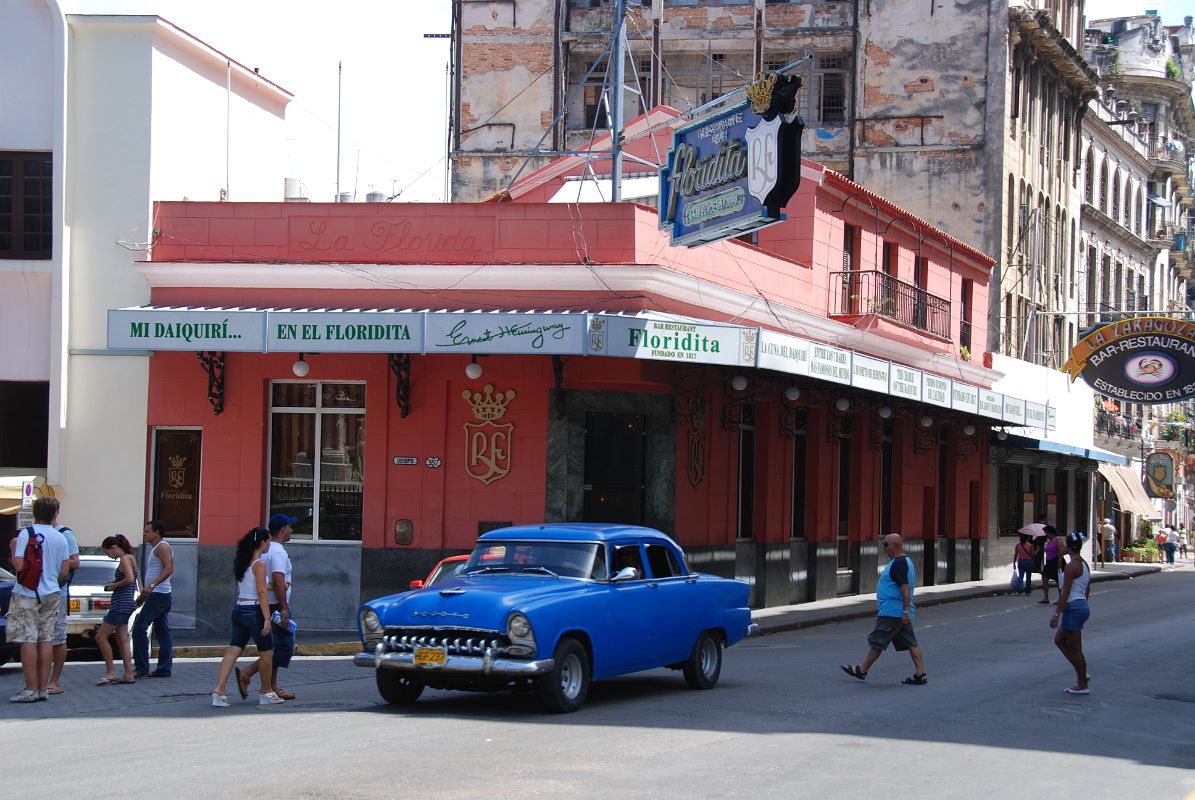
[
  {"left": 0, "top": 381, "right": 48, "bottom": 467},
  {"left": 790, "top": 410, "right": 808, "bottom": 539},
  {"left": 0, "top": 152, "right": 53, "bottom": 259},
  {"left": 737, "top": 404, "right": 756, "bottom": 540},
  {"left": 836, "top": 418, "right": 852, "bottom": 568}
]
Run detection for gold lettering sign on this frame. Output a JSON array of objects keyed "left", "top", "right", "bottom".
[{"left": 462, "top": 384, "right": 516, "bottom": 485}]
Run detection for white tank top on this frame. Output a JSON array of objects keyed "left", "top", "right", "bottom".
[
  {"left": 145, "top": 542, "right": 171, "bottom": 594},
  {"left": 237, "top": 558, "right": 263, "bottom": 602},
  {"left": 1067, "top": 561, "right": 1090, "bottom": 605}
]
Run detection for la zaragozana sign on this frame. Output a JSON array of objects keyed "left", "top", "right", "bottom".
[
  {"left": 659, "top": 71, "right": 804, "bottom": 247},
  {"left": 1064, "top": 316, "right": 1195, "bottom": 403}
]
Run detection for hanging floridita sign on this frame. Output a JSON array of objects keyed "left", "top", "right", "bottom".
[
  {"left": 659, "top": 71, "right": 804, "bottom": 247},
  {"left": 1063, "top": 316, "right": 1195, "bottom": 403}
]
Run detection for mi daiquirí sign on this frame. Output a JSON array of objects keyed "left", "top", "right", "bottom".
[{"left": 1064, "top": 316, "right": 1195, "bottom": 403}]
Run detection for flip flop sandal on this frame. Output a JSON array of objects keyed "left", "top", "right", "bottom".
[
  {"left": 840, "top": 664, "right": 867, "bottom": 680},
  {"left": 117, "top": 678, "right": 136, "bottom": 685},
  {"left": 46, "top": 687, "right": 64, "bottom": 695},
  {"left": 234, "top": 667, "right": 249, "bottom": 700},
  {"left": 901, "top": 674, "right": 929, "bottom": 685},
  {"left": 96, "top": 677, "right": 119, "bottom": 686}
]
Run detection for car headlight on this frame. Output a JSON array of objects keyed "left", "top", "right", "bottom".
[
  {"left": 360, "top": 608, "right": 382, "bottom": 635},
  {"left": 507, "top": 612, "right": 532, "bottom": 639}
]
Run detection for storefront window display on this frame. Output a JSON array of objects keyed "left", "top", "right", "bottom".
[{"left": 268, "top": 382, "right": 365, "bottom": 541}]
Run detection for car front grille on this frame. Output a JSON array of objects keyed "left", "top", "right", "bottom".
[{"left": 381, "top": 628, "right": 510, "bottom": 656}]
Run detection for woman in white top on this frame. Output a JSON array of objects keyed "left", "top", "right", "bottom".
[
  {"left": 211, "top": 528, "right": 283, "bottom": 706},
  {"left": 1050, "top": 531, "right": 1092, "bottom": 695}
]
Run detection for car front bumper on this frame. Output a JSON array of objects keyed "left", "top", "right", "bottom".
[{"left": 354, "top": 644, "right": 554, "bottom": 677}]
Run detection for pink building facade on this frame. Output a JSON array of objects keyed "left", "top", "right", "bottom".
[{"left": 108, "top": 153, "right": 1030, "bottom": 635}]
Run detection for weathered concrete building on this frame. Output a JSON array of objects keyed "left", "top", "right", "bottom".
[
  {"left": 449, "top": 0, "right": 1111, "bottom": 568},
  {"left": 1082, "top": 12, "right": 1195, "bottom": 536}
]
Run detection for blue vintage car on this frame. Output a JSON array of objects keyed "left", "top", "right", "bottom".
[{"left": 355, "top": 523, "right": 757, "bottom": 712}]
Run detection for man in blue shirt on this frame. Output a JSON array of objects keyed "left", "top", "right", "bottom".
[
  {"left": 841, "top": 533, "right": 928, "bottom": 685},
  {"left": 8, "top": 497, "right": 71, "bottom": 702}
]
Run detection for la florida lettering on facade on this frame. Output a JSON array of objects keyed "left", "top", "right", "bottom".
[{"left": 274, "top": 322, "right": 412, "bottom": 343}]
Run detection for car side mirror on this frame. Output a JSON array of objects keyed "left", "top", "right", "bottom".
[
  {"left": 409, "top": 580, "right": 424, "bottom": 590},
  {"left": 611, "top": 566, "right": 640, "bottom": 582}
]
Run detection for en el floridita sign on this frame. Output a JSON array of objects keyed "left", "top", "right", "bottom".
[{"left": 1063, "top": 316, "right": 1195, "bottom": 403}]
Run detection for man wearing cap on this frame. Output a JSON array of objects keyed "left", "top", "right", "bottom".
[
  {"left": 133, "top": 519, "right": 174, "bottom": 678},
  {"left": 1100, "top": 518, "right": 1117, "bottom": 563},
  {"left": 238, "top": 513, "right": 297, "bottom": 700}
]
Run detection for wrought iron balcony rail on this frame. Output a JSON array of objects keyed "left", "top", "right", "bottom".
[
  {"left": 1094, "top": 409, "right": 1143, "bottom": 441},
  {"left": 829, "top": 270, "right": 951, "bottom": 339}
]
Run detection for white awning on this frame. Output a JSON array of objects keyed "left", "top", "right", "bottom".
[
  {"left": 106, "top": 305, "right": 1044, "bottom": 420},
  {"left": 1096, "top": 463, "right": 1162, "bottom": 520}
]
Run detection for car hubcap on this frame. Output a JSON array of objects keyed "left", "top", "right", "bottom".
[
  {"left": 560, "top": 653, "right": 583, "bottom": 699},
  {"left": 700, "top": 639, "right": 717, "bottom": 676}
]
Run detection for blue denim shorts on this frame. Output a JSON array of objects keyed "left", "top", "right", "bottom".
[
  {"left": 103, "top": 609, "right": 132, "bottom": 626},
  {"left": 270, "top": 606, "right": 295, "bottom": 668},
  {"left": 1060, "top": 600, "right": 1090, "bottom": 631},
  {"left": 229, "top": 605, "right": 274, "bottom": 652}
]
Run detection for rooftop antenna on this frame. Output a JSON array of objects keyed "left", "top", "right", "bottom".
[{"left": 336, "top": 61, "right": 342, "bottom": 202}]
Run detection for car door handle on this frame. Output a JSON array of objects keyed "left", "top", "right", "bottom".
[{"left": 647, "top": 582, "right": 658, "bottom": 588}]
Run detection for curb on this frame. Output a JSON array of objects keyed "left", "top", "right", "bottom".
[
  {"left": 159, "top": 565, "right": 1166, "bottom": 657},
  {"left": 751, "top": 565, "right": 1162, "bottom": 636}
]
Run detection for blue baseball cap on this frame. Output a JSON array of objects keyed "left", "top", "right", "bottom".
[{"left": 268, "top": 513, "right": 298, "bottom": 533}]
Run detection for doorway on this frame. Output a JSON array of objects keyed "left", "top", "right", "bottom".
[{"left": 583, "top": 412, "right": 646, "bottom": 524}]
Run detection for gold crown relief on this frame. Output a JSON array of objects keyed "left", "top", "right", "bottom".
[
  {"left": 462, "top": 384, "right": 516, "bottom": 421},
  {"left": 168, "top": 455, "right": 186, "bottom": 468},
  {"left": 746, "top": 72, "right": 777, "bottom": 114}
]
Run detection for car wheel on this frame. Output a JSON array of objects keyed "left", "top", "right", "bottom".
[
  {"left": 538, "top": 637, "right": 589, "bottom": 713},
  {"left": 376, "top": 670, "right": 425, "bottom": 705},
  {"left": 682, "top": 630, "right": 722, "bottom": 690}
]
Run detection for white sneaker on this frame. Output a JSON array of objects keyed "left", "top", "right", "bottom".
[
  {"left": 258, "top": 691, "right": 285, "bottom": 705},
  {"left": 9, "top": 689, "right": 39, "bottom": 703},
  {"left": 37, "top": 689, "right": 49, "bottom": 701},
  {"left": 211, "top": 693, "right": 229, "bottom": 707}
]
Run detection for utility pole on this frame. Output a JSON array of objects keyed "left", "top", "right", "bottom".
[
  {"left": 610, "top": 0, "right": 627, "bottom": 202},
  {"left": 336, "top": 61, "right": 342, "bottom": 202}
]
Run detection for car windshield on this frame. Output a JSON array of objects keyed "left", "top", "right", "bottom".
[
  {"left": 425, "top": 559, "right": 466, "bottom": 587},
  {"left": 465, "top": 541, "right": 606, "bottom": 581},
  {"left": 72, "top": 561, "right": 118, "bottom": 588}
]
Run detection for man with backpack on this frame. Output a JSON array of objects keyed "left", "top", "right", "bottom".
[{"left": 9, "top": 496, "right": 71, "bottom": 703}]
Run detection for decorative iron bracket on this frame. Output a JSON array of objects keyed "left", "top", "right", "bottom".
[
  {"left": 957, "top": 425, "right": 980, "bottom": 461},
  {"left": 388, "top": 354, "right": 411, "bottom": 417},
  {"left": 722, "top": 372, "right": 772, "bottom": 431},
  {"left": 196, "top": 351, "right": 225, "bottom": 415},
  {"left": 552, "top": 355, "right": 566, "bottom": 419},
  {"left": 779, "top": 393, "right": 807, "bottom": 439},
  {"left": 912, "top": 415, "right": 937, "bottom": 455},
  {"left": 828, "top": 408, "right": 853, "bottom": 444},
  {"left": 869, "top": 414, "right": 894, "bottom": 451}
]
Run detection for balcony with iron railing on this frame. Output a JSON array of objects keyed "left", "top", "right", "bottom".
[{"left": 829, "top": 270, "right": 951, "bottom": 340}]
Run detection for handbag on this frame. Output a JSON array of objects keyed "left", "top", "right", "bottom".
[{"left": 1010, "top": 563, "right": 1023, "bottom": 592}]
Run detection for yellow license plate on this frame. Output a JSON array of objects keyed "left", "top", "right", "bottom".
[
  {"left": 69, "top": 599, "right": 80, "bottom": 612},
  {"left": 414, "top": 647, "right": 446, "bottom": 667}
]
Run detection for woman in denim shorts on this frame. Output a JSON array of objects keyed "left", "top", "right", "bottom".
[
  {"left": 1050, "top": 532, "right": 1092, "bottom": 695},
  {"left": 95, "top": 535, "right": 138, "bottom": 686},
  {"left": 210, "top": 528, "right": 284, "bottom": 706}
]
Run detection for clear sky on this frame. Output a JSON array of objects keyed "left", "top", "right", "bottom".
[
  {"left": 1085, "top": 0, "right": 1191, "bottom": 25},
  {"left": 63, "top": 0, "right": 452, "bottom": 202}
]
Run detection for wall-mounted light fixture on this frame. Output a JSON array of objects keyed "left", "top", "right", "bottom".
[
  {"left": 783, "top": 386, "right": 801, "bottom": 402},
  {"left": 877, "top": 404, "right": 893, "bottom": 419},
  {"left": 835, "top": 397, "right": 851, "bottom": 412},
  {"left": 963, "top": 423, "right": 977, "bottom": 437},
  {"left": 292, "top": 353, "right": 310, "bottom": 378},
  {"left": 996, "top": 428, "right": 1008, "bottom": 440},
  {"left": 731, "top": 374, "right": 749, "bottom": 392},
  {"left": 918, "top": 414, "right": 934, "bottom": 428},
  {"left": 465, "top": 355, "right": 483, "bottom": 380}
]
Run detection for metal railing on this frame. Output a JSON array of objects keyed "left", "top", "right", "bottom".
[
  {"left": 829, "top": 270, "right": 952, "bottom": 339},
  {"left": 1094, "top": 409, "right": 1142, "bottom": 441}
]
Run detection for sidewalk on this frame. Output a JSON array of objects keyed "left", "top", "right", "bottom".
[{"left": 159, "top": 561, "right": 1175, "bottom": 658}]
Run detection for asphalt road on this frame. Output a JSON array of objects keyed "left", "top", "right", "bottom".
[{"left": 3, "top": 569, "right": 1193, "bottom": 799}]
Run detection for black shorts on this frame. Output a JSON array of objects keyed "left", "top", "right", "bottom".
[
  {"left": 1042, "top": 557, "right": 1060, "bottom": 582},
  {"left": 867, "top": 616, "right": 919, "bottom": 652}
]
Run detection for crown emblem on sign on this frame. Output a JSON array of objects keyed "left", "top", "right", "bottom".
[
  {"left": 462, "top": 384, "right": 516, "bottom": 421},
  {"left": 169, "top": 455, "right": 186, "bottom": 469},
  {"left": 746, "top": 72, "right": 777, "bottom": 114}
]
